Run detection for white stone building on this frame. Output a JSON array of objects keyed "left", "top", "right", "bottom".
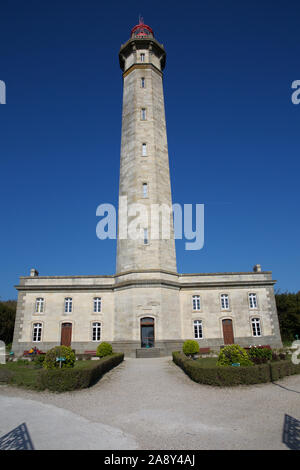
[{"left": 12, "top": 20, "right": 282, "bottom": 357}]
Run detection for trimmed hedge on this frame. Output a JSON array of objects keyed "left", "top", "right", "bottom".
[
  {"left": 173, "top": 352, "right": 300, "bottom": 387},
  {"left": 37, "top": 353, "right": 124, "bottom": 392}
]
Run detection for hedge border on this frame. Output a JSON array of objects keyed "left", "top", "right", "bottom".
[
  {"left": 173, "top": 352, "right": 300, "bottom": 387},
  {"left": 37, "top": 353, "right": 124, "bottom": 392}
]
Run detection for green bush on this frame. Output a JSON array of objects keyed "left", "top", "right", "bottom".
[
  {"left": 96, "top": 342, "right": 113, "bottom": 358},
  {"left": 217, "top": 344, "right": 253, "bottom": 367},
  {"left": 173, "top": 352, "right": 271, "bottom": 386},
  {"left": 37, "top": 353, "right": 124, "bottom": 392},
  {"left": 33, "top": 354, "right": 46, "bottom": 367},
  {"left": 43, "top": 346, "right": 76, "bottom": 370},
  {"left": 270, "top": 360, "right": 300, "bottom": 381},
  {"left": 182, "top": 340, "right": 200, "bottom": 357}
]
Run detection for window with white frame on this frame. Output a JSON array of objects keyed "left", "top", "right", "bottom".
[
  {"left": 140, "top": 53, "right": 145, "bottom": 62},
  {"left": 32, "top": 323, "right": 42, "bottom": 342},
  {"left": 249, "top": 293, "right": 258, "bottom": 309},
  {"left": 35, "top": 298, "right": 44, "bottom": 313},
  {"left": 141, "top": 77, "right": 145, "bottom": 88},
  {"left": 64, "top": 297, "right": 72, "bottom": 313},
  {"left": 142, "top": 143, "right": 147, "bottom": 156},
  {"left": 192, "top": 295, "right": 201, "bottom": 311},
  {"left": 220, "top": 294, "right": 229, "bottom": 310},
  {"left": 251, "top": 318, "right": 261, "bottom": 336},
  {"left": 92, "top": 322, "right": 101, "bottom": 341},
  {"left": 94, "top": 297, "right": 102, "bottom": 313},
  {"left": 143, "top": 183, "right": 148, "bottom": 198},
  {"left": 194, "top": 320, "right": 203, "bottom": 339},
  {"left": 144, "top": 228, "right": 148, "bottom": 245},
  {"left": 141, "top": 108, "right": 146, "bottom": 120}
]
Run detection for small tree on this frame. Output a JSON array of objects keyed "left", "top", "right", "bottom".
[
  {"left": 217, "top": 344, "right": 253, "bottom": 367},
  {"left": 182, "top": 340, "right": 200, "bottom": 358},
  {"left": 96, "top": 342, "right": 113, "bottom": 357},
  {"left": 43, "top": 346, "right": 75, "bottom": 369}
]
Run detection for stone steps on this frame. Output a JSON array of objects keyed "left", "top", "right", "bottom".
[{"left": 136, "top": 348, "right": 161, "bottom": 358}]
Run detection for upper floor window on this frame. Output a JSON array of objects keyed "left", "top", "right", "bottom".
[
  {"left": 144, "top": 228, "right": 149, "bottom": 245},
  {"left": 142, "top": 143, "right": 147, "bottom": 156},
  {"left": 251, "top": 318, "right": 261, "bottom": 336},
  {"left": 65, "top": 297, "right": 72, "bottom": 313},
  {"left": 33, "top": 323, "right": 42, "bottom": 342},
  {"left": 249, "top": 293, "right": 257, "bottom": 309},
  {"left": 92, "top": 322, "right": 101, "bottom": 341},
  {"left": 194, "top": 320, "right": 203, "bottom": 339},
  {"left": 94, "top": 297, "right": 102, "bottom": 313},
  {"left": 141, "top": 77, "right": 145, "bottom": 88},
  {"left": 192, "top": 295, "right": 201, "bottom": 311},
  {"left": 220, "top": 294, "right": 229, "bottom": 310},
  {"left": 35, "top": 298, "right": 44, "bottom": 313},
  {"left": 141, "top": 108, "right": 147, "bottom": 120},
  {"left": 140, "top": 53, "right": 145, "bottom": 62},
  {"left": 143, "top": 183, "right": 148, "bottom": 198}
]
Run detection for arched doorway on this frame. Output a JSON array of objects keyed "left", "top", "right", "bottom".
[
  {"left": 140, "top": 317, "right": 155, "bottom": 348},
  {"left": 61, "top": 323, "right": 72, "bottom": 347},
  {"left": 222, "top": 319, "right": 234, "bottom": 345}
]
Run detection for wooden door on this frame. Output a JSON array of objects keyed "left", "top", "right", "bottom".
[
  {"left": 222, "top": 319, "right": 234, "bottom": 345},
  {"left": 140, "top": 317, "right": 155, "bottom": 348},
  {"left": 61, "top": 323, "right": 72, "bottom": 347}
]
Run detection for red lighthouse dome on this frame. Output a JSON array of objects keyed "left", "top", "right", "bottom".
[{"left": 131, "top": 16, "right": 154, "bottom": 38}]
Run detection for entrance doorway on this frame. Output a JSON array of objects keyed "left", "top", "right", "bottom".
[
  {"left": 61, "top": 323, "right": 72, "bottom": 347},
  {"left": 222, "top": 319, "right": 234, "bottom": 345},
  {"left": 140, "top": 317, "right": 155, "bottom": 348}
]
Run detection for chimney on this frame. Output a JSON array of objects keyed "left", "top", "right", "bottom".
[
  {"left": 253, "top": 264, "right": 262, "bottom": 273},
  {"left": 30, "top": 268, "right": 39, "bottom": 277}
]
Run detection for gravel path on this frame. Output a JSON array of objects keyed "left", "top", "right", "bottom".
[{"left": 1, "top": 357, "right": 300, "bottom": 449}]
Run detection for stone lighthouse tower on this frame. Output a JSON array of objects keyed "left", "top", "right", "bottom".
[{"left": 117, "top": 18, "right": 177, "bottom": 273}]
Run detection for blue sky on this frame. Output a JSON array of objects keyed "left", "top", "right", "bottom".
[{"left": 0, "top": 0, "right": 299, "bottom": 299}]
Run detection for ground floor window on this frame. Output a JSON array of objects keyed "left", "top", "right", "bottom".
[
  {"left": 32, "top": 323, "right": 42, "bottom": 342},
  {"left": 194, "top": 320, "right": 203, "bottom": 339},
  {"left": 251, "top": 318, "right": 261, "bottom": 337},
  {"left": 92, "top": 322, "right": 101, "bottom": 341}
]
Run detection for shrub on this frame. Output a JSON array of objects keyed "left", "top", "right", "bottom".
[
  {"left": 37, "top": 353, "right": 124, "bottom": 392},
  {"left": 96, "top": 342, "right": 113, "bottom": 358},
  {"left": 43, "top": 346, "right": 76, "bottom": 370},
  {"left": 247, "top": 346, "right": 273, "bottom": 363},
  {"left": 270, "top": 360, "right": 300, "bottom": 381},
  {"left": 217, "top": 345, "right": 253, "bottom": 367},
  {"left": 182, "top": 340, "right": 200, "bottom": 357},
  {"left": 33, "top": 354, "right": 46, "bottom": 367}
]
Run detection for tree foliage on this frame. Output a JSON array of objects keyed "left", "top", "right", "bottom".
[
  {"left": 275, "top": 291, "right": 300, "bottom": 341},
  {"left": 0, "top": 300, "right": 17, "bottom": 344}
]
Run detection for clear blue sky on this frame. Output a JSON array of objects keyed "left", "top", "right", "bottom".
[{"left": 1, "top": 0, "right": 299, "bottom": 299}]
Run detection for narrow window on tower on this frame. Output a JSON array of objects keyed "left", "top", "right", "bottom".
[
  {"left": 141, "top": 108, "right": 147, "bottom": 120},
  {"left": 141, "top": 77, "right": 145, "bottom": 88},
  {"left": 143, "top": 183, "right": 148, "bottom": 198},
  {"left": 144, "top": 228, "right": 149, "bottom": 245},
  {"left": 140, "top": 53, "right": 145, "bottom": 62},
  {"left": 142, "top": 143, "right": 147, "bottom": 156}
]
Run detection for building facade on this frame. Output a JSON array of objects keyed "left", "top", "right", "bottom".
[{"left": 12, "top": 20, "right": 282, "bottom": 357}]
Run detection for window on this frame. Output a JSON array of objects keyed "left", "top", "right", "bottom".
[
  {"left": 142, "top": 143, "right": 147, "bottom": 156},
  {"left": 192, "top": 295, "right": 201, "bottom": 311},
  {"left": 251, "top": 318, "right": 261, "bottom": 337},
  {"left": 194, "top": 320, "right": 203, "bottom": 339},
  {"left": 144, "top": 228, "right": 148, "bottom": 245},
  {"left": 92, "top": 322, "right": 101, "bottom": 341},
  {"left": 249, "top": 293, "right": 257, "bottom": 309},
  {"left": 140, "top": 53, "right": 145, "bottom": 62},
  {"left": 65, "top": 297, "right": 72, "bottom": 313},
  {"left": 35, "top": 298, "right": 44, "bottom": 313},
  {"left": 220, "top": 294, "right": 229, "bottom": 310},
  {"left": 94, "top": 297, "right": 102, "bottom": 313},
  {"left": 143, "top": 183, "right": 148, "bottom": 198},
  {"left": 141, "top": 77, "right": 145, "bottom": 88},
  {"left": 32, "top": 323, "right": 42, "bottom": 342},
  {"left": 141, "top": 108, "right": 146, "bottom": 120}
]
